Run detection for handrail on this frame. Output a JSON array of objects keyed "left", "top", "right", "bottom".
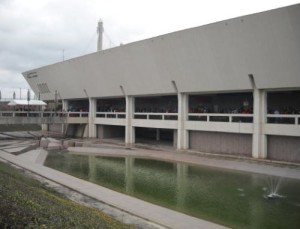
[
  {"left": 267, "top": 114, "right": 300, "bottom": 118},
  {"left": 1, "top": 111, "right": 298, "bottom": 125},
  {"left": 134, "top": 112, "right": 178, "bottom": 120},
  {"left": 66, "top": 112, "right": 89, "bottom": 118},
  {"left": 266, "top": 114, "right": 300, "bottom": 125},
  {"left": 188, "top": 113, "right": 253, "bottom": 117},
  {"left": 95, "top": 112, "right": 126, "bottom": 119},
  {"left": 0, "top": 111, "right": 89, "bottom": 118},
  {"left": 188, "top": 113, "right": 253, "bottom": 123}
]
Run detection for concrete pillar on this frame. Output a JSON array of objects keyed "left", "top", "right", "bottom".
[
  {"left": 88, "top": 98, "right": 97, "bottom": 138},
  {"left": 61, "top": 99, "right": 69, "bottom": 135},
  {"left": 252, "top": 90, "right": 267, "bottom": 158},
  {"left": 156, "top": 129, "right": 160, "bottom": 141},
  {"left": 62, "top": 99, "right": 68, "bottom": 111},
  {"left": 177, "top": 93, "right": 189, "bottom": 150},
  {"left": 41, "top": 124, "right": 48, "bottom": 131},
  {"left": 61, "top": 124, "right": 66, "bottom": 136},
  {"left": 125, "top": 96, "right": 135, "bottom": 147}
]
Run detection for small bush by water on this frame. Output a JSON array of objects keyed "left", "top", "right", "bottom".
[{"left": 0, "top": 161, "right": 134, "bottom": 229}]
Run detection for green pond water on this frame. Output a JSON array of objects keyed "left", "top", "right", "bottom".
[{"left": 45, "top": 152, "right": 300, "bottom": 229}]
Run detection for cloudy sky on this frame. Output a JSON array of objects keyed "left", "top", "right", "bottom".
[{"left": 0, "top": 0, "right": 299, "bottom": 99}]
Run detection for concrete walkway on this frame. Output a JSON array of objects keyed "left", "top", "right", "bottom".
[{"left": 0, "top": 148, "right": 227, "bottom": 229}]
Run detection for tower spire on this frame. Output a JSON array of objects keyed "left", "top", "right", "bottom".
[{"left": 97, "top": 19, "right": 103, "bottom": 51}]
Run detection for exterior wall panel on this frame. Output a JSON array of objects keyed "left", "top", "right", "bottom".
[
  {"left": 48, "top": 124, "right": 61, "bottom": 133},
  {"left": 267, "top": 135, "right": 300, "bottom": 163},
  {"left": 23, "top": 5, "right": 300, "bottom": 100},
  {"left": 189, "top": 131, "right": 252, "bottom": 156}
]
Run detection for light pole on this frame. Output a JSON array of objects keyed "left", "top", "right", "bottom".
[
  {"left": 54, "top": 90, "right": 58, "bottom": 115},
  {"left": 27, "top": 89, "right": 30, "bottom": 117},
  {"left": 38, "top": 92, "right": 41, "bottom": 112}
]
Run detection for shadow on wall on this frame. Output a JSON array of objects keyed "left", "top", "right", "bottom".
[
  {"left": 97, "top": 125, "right": 125, "bottom": 140},
  {"left": 65, "top": 124, "right": 87, "bottom": 138}
]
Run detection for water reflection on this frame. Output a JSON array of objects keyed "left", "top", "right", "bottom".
[
  {"left": 176, "top": 163, "right": 188, "bottom": 208},
  {"left": 125, "top": 157, "right": 134, "bottom": 194},
  {"left": 45, "top": 152, "right": 300, "bottom": 229}
]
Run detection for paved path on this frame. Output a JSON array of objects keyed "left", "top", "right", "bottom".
[{"left": 0, "top": 148, "right": 227, "bottom": 229}]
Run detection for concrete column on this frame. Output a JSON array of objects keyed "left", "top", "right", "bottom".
[
  {"left": 88, "top": 98, "right": 97, "bottom": 138},
  {"left": 61, "top": 99, "right": 69, "bottom": 135},
  {"left": 156, "top": 129, "right": 160, "bottom": 141},
  {"left": 41, "top": 124, "right": 48, "bottom": 131},
  {"left": 177, "top": 93, "right": 189, "bottom": 150},
  {"left": 125, "top": 96, "right": 135, "bottom": 147},
  {"left": 62, "top": 99, "right": 68, "bottom": 111},
  {"left": 252, "top": 90, "right": 267, "bottom": 158},
  {"left": 61, "top": 123, "right": 66, "bottom": 136}
]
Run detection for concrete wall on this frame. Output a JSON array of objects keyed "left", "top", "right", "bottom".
[
  {"left": 66, "top": 124, "right": 87, "bottom": 138},
  {"left": 48, "top": 124, "right": 62, "bottom": 133},
  {"left": 132, "top": 119, "right": 177, "bottom": 129},
  {"left": 135, "top": 128, "right": 174, "bottom": 142},
  {"left": 24, "top": 5, "right": 300, "bottom": 100},
  {"left": 189, "top": 131, "right": 252, "bottom": 156},
  {"left": 97, "top": 125, "right": 125, "bottom": 139},
  {"left": 267, "top": 135, "right": 300, "bottom": 163}
]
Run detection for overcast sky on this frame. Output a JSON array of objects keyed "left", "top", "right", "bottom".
[{"left": 0, "top": 0, "right": 299, "bottom": 99}]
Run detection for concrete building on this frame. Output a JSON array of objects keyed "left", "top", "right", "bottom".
[{"left": 23, "top": 4, "right": 300, "bottom": 163}]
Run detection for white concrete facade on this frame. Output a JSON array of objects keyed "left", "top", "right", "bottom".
[
  {"left": 81, "top": 93, "right": 298, "bottom": 158},
  {"left": 22, "top": 4, "right": 300, "bottom": 161}
]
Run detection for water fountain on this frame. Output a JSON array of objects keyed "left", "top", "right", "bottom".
[
  {"left": 44, "top": 152, "right": 300, "bottom": 228},
  {"left": 265, "top": 149, "right": 300, "bottom": 199},
  {"left": 265, "top": 176, "right": 284, "bottom": 199}
]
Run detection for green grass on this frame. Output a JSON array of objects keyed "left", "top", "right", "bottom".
[{"left": 0, "top": 161, "right": 134, "bottom": 229}]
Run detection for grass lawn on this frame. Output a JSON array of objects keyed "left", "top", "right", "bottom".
[{"left": 0, "top": 161, "right": 134, "bottom": 229}]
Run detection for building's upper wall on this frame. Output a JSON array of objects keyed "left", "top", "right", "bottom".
[{"left": 23, "top": 4, "right": 300, "bottom": 100}]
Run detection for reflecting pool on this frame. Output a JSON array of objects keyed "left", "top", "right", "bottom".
[{"left": 45, "top": 152, "right": 300, "bottom": 228}]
